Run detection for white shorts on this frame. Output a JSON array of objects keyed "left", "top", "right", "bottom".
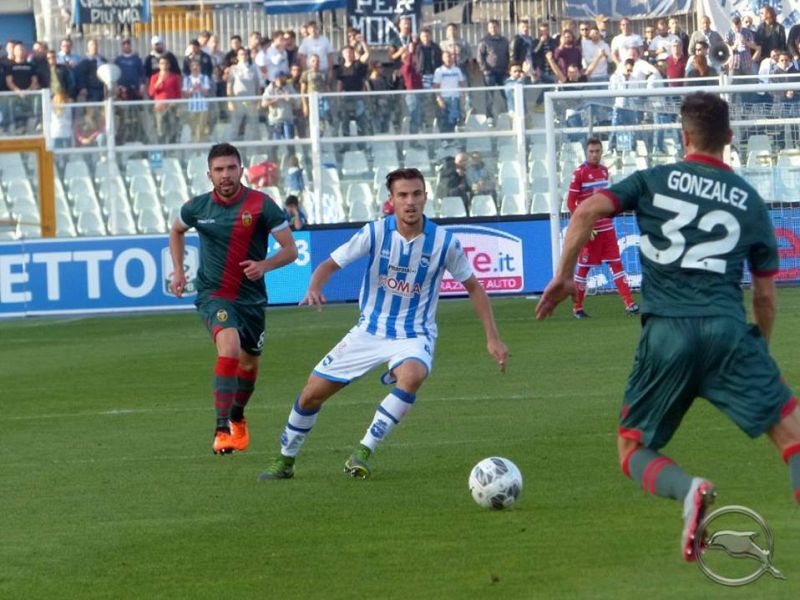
[{"left": 312, "top": 327, "right": 436, "bottom": 385}]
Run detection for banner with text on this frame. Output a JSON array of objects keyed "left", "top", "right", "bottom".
[
  {"left": 264, "top": 0, "right": 346, "bottom": 15},
  {"left": 562, "top": 0, "right": 692, "bottom": 19},
  {"left": 72, "top": 0, "right": 151, "bottom": 26},
  {"left": 347, "top": 0, "right": 422, "bottom": 45},
  {"left": 0, "top": 218, "right": 552, "bottom": 318}
]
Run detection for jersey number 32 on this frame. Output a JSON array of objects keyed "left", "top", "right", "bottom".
[{"left": 640, "top": 194, "right": 741, "bottom": 274}]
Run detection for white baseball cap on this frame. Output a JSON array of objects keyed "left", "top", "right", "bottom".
[{"left": 151, "top": 35, "right": 164, "bottom": 45}]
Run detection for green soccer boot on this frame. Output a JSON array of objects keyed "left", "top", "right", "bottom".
[
  {"left": 258, "top": 455, "right": 295, "bottom": 481},
  {"left": 343, "top": 445, "right": 372, "bottom": 479}
]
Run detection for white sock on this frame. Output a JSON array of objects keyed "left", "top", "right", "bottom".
[
  {"left": 360, "top": 388, "right": 417, "bottom": 452},
  {"left": 280, "top": 399, "right": 320, "bottom": 458}
]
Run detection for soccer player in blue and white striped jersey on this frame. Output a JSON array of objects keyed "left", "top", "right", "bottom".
[{"left": 259, "top": 168, "right": 508, "bottom": 480}]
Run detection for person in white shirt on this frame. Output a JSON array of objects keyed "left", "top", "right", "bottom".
[
  {"left": 298, "top": 21, "right": 334, "bottom": 76},
  {"left": 649, "top": 18, "right": 680, "bottom": 62},
  {"left": 611, "top": 18, "right": 643, "bottom": 64},
  {"left": 432, "top": 51, "right": 466, "bottom": 134},
  {"left": 182, "top": 59, "right": 212, "bottom": 142},
  {"left": 582, "top": 25, "right": 611, "bottom": 81},
  {"left": 265, "top": 30, "right": 289, "bottom": 85},
  {"left": 226, "top": 47, "right": 260, "bottom": 140},
  {"left": 258, "top": 168, "right": 508, "bottom": 481}
]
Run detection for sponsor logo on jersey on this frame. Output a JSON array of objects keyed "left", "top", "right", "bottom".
[
  {"left": 242, "top": 211, "right": 253, "bottom": 227},
  {"left": 216, "top": 309, "right": 228, "bottom": 322},
  {"left": 379, "top": 275, "right": 422, "bottom": 297},
  {"left": 420, "top": 255, "right": 430, "bottom": 268}
]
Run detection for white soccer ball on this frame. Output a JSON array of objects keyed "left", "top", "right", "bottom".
[{"left": 468, "top": 457, "right": 523, "bottom": 510}]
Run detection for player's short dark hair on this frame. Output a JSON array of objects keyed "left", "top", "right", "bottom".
[
  {"left": 285, "top": 194, "right": 299, "bottom": 207},
  {"left": 585, "top": 137, "right": 602, "bottom": 149},
  {"left": 680, "top": 92, "right": 729, "bottom": 153},
  {"left": 207, "top": 143, "right": 242, "bottom": 167},
  {"left": 386, "top": 168, "right": 426, "bottom": 193}
]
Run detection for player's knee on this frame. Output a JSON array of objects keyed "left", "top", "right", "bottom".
[{"left": 393, "top": 361, "right": 428, "bottom": 393}]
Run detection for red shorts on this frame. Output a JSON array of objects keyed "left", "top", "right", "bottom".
[{"left": 578, "top": 228, "right": 621, "bottom": 267}]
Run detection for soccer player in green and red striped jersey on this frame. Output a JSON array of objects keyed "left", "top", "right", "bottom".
[
  {"left": 537, "top": 93, "right": 800, "bottom": 561},
  {"left": 169, "top": 143, "right": 297, "bottom": 455}
]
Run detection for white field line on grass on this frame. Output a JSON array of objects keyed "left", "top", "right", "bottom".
[{"left": 5, "top": 392, "right": 606, "bottom": 421}]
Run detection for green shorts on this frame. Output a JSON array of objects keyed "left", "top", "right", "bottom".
[
  {"left": 197, "top": 298, "right": 266, "bottom": 356},
  {"left": 619, "top": 315, "right": 795, "bottom": 450}
]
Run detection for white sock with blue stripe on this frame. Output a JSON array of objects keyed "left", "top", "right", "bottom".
[
  {"left": 280, "top": 399, "right": 320, "bottom": 457},
  {"left": 360, "top": 388, "right": 417, "bottom": 452}
]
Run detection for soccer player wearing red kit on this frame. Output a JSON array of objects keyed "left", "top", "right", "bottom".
[{"left": 567, "top": 137, "right": 639, "bottom": 318}]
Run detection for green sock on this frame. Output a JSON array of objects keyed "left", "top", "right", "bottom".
[{"left": 625, "top": 448, "right": 693, "bottom": 501}]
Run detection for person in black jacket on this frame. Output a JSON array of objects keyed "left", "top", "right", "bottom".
[{"left": 75, "top": 38, "right": 106, "bottom": 101}]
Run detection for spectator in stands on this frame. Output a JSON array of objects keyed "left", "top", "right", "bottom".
[
  {"left": 6, "top": 42, "right": 40, "bottom": 133},
  {"left": 388, "top": 16, "right": 415, "bottom": 134},
  {"left": 772, "top": 51, "right": 799, "bottom": 148},
  {"left": 365, "top": 61, "right": 393, "bottom": 134},
  {"left": 298, "top": 21, "right": 334, "bottom": 77},
  {"left": 477, "top": 19, "right": 510, "bottom": 126},
  {"left": 609, "top": 58, "right": 641, "bottom": 151},
  {"left": 511, "top": 19, "right": 534, "bottom": 65},
  {"left": 144, "top": 35, "right": 181, "bottom": 81},
  {"left": 611, "top": 18, "right": 642, "bottom": 65},
  {"left": 45, "top": 48, "right": 74, "bottom": 98},
  {"left": 414, "top": 27, "right": 443, "bottom": 130},
  {"left": 554, "top": 19, "right": 576, "bottom": 47},
  {"left": 286, "top": 63, "right": 307, "bottom": 137},
  {"left": 198, "top": 30, "right": 212, "bottom": 53},
  {"left": 433, "top": 50, "right": 465, "bottom": 135},
  {"left": 727, "top": 16, "right": 758, "bottom": 78},
  {"left": 466, "top": 151, "right": 496, "bottom": 199},
  {"left": 755, "top": 6, "right": 786, "bottom": 59},
  {"left": 578, "top": 22, "right": 592, "bottom": 46},
  {"left": 75, "top": 38, "right": 107, "bottom": 101},
  {"left": 690, "top": 16, "right": 724, "bottom": 60},
  {"left": 227, "top": 47, "right": 260, "bottom": 140},
  {"left": 437, "top": 153, "right": 470, "bottom": 208},
  {"left": 284, "top": 155, "right": 305, "bottom": 194},
  {"left": 649, "top": 19, "right": 679, "bottom": 63},
  {"left": 336, "top": 44, "right": 370, "bottom": 139},
  {"left": 685, "top": 40, "right": 717, "bottom": 78},
  {"left": 300, "top": 54, "right": 331, "bottom": 130},
  {"left": 504, "top": 61, "right": 531, "bottom": 116},
  {"left": 346, "top": 28, "right": 368, "bottom": 62},
  {"left": 74, "top": 105, "right": 104, "bottom": 147},
  {"left": 284, "top": 195, "right": 307, "bottom": 230},
  {"left": 222, "top": 34, "right": 243, "bottom": 74},
  {"left": 29, "top": 41, "right": 49, "bottom": 86},
  {"left": 582, "top": 26, "right": 611, "bottom": 82},
  {"left": 441, "top": 22, "right": 472, "bottom": 77},
  {"left": 262, "top": 71, "right": 299, "bottom": 142},
  {"left": 642, "top": 24, "right": 657, "bottom": 64},
  {"left": 265, "top": 30, "right": 290, "bottom": 86},
  {"left": 248, "top": 31, "right": 263, "bottom": 63},
  {"left": 787, "top": 21, "right": 800, "bottom": 59},
  {"left": 399, "top": 44, "right": 423, "bottom": 138},
  {"left": 183, "top": 59, "right": 212, "bottom": 142},
  {"left": 595, "top": 15, "right": 610, "bottom": 41},
  {"left": 665, "top": 39, "right": 687, "bottom": 86},
  {"left": 57, "top": 38, "right": 80, "bottom": 67},
  {"left": 149, "top": 56, "right": 181, "bottom": 144},
  {"left": 115, "top": 38, "right": 145, "bottom": 99},
  {"left": 50, "top": 89, "right": 73, "bottom": 151},
  {"left": 284, "top": 31, "right": 299, "bottom": 66},
  {"left": 183, "top": 38, "right": 213, "bottom": 78},
  {"left": 205, "top": 34, "right": 226, "bottom": 125},
  {"left": 532, "top": 21, "right": 557, "bottom": 84},
  {"left": 668, "top": 17, "right": 690, "bottom": 57},
  {"left": 554, "top": 28, "right": 582, "bottom": 77}
]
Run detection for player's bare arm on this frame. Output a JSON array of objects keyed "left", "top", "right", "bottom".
[
  {"left": 168, "top": 219, "right": 191, "bottom": 297},
  {"left": 463, "top": 275, "right": 508, "bottom": 373},
  {"left": 299, "top": 257, "right": 341, "bottom": 309},
  {"left": 751, "top": 274, "right": 777, "bottom": 344},
  {"left": 239, "top": 226, "right": 298, "bottom": 281},
  {"left": 536, "top": 193, "right": 616, "bottom": 320}
]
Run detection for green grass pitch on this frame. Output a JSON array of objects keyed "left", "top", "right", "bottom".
[{"left": 1, "top": 290, "right": 799, "bottom": 599}]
